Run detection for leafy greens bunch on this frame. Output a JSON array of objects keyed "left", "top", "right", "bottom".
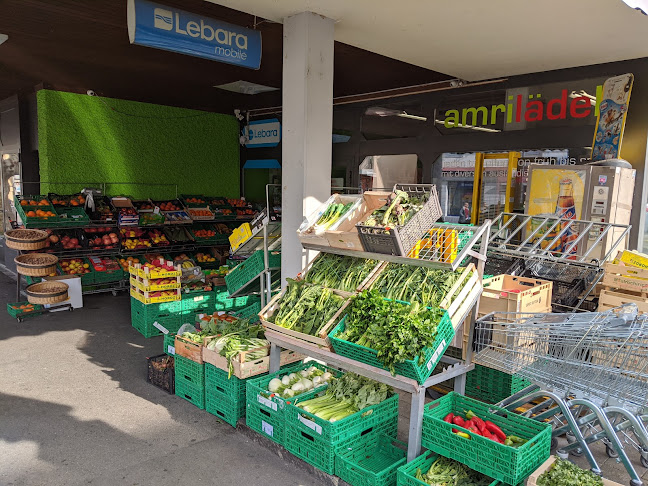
[
  {"left": 205, "top": 324, "right": 267, "bottom": 377},
  {"left": 296, "top": 372, "right": 392, "bottom": 422},
  {"left": 370, "top": 263, "right": 464, "bottom": 307},
  {"left": 415, "top": 456, "right": 492, "bottom": 486},
  {"left": 310, "top": 202, "right": 353, "bottom": 231},
  {"left": 269, "top": 280, "right": 345, "bottom": 336},
  {"left": 537, "top": 458, "right": 603, "bottom": 486},
  {"left": 338, "top": 290, "right": 445, "bottom": 374},
  {"left": 305, "top": 254, "right": 378, "bottom": 292},
  {"left": 362, "top": 190, "right": 428, "bottom": 229}
]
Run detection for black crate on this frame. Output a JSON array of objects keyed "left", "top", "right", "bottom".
[
  {"left": 484, "top": 254, "right": 525, "bottom": 277},
  {"left": 356, "top": 184, "right": 442, "bottom": 256},
  {"left": 147, "top": 354, "right": 175, "bottom": 394},
  {"left": 551, "top": 278, "right": 586, "bottom": 312}
]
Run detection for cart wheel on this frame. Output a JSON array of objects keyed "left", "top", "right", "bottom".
[
  {"left": 641, "top": 454, "right": 648, "bottom": 468},
  {"left": 570, "top": 448, "right": 584, "bottom": 458},
  {"left": 112, "top": 291, "right": 117, "bottom": 296},
  {"left": 69, "top": 306, "right": 74, "bottom": 312},
  {"left": 556, "top": 450, "right": 569, "bottom": 460},
  {"left": 606, "top": 445, "right": 619, "bottom": 459},
  {"left": 550, "top": 438, "right": 558, "bottom": 450},
  {"left": 17, "top": 317, "right": 22, "bottom": 323}
]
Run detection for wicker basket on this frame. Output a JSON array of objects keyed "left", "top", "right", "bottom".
[
  {"left": 5, "top": 229, "right": 49, "bottom": 250},
  {"left": 26, "top": 281, "right": 69, "bottom": 304},
  {"left": 14, "top": 253, "right": 59, "bottom": 276}
]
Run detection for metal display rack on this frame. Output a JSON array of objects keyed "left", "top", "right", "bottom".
[
  {"left": 266, "top": 221, "right": 491, "bottom": 461},
  {"left": 229, "top": 184, "right": 282, "bottom": 306}
]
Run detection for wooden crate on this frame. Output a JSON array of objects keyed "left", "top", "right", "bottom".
[
  {"left": 295, "top": 253, "right": 383, "bottom": 292},
  {"left": 174, "top": 334, "right": 208, "bottom": 364},
  {"left": 260, "top": 286, "right": 352, "bottom": 349},
  {"left": 527, "top": 456, "right": 623, "bottom": 486},
  {"left": 323, "top": 192, "right": 390, "bottom": 251},
  {"left": 480, "top": 275, "right": 553, "bottom": 315},
  {"left": 202, "top": 338, "right": 303, "bottom": 379},
  {"left": 602, "top": 262, "right": 648, "bottom": 294},
  {"left": 599, "top": 288, "right": 648, "bottom": 314},
  {"left": 297, "top": 194, "right": 363, "bottom": 247},
  {"left": 440, "top": 263, "right": 482, "bottom": 331}
]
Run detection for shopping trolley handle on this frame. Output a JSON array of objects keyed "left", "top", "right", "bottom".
[{"left": 605, "top": 303, "right": 639, "bottom": 326}]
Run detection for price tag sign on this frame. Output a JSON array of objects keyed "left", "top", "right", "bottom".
[
  {"left": 168, "top": 345, "right": 175, "bottom": 355},
  {"left": 298, "top": 414, "right": 322, "bottom": 435},
  {"left": 427, "top": 339, "right": 447, "bottom": 370},
  {"left": 153, "top": 321, "right": 169, "bottom": 334},
  {"left": 257, "top": 394, "right": 278, "bottom": 411},
  {"left": 193, "top": 295, "right": 204, "bottom": 302},
  {"left": 261, "top": 420, "right": 274, "bottom": 437}
]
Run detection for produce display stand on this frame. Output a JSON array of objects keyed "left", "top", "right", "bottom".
[{"left": 266, "top": 221, "right": 491, "bottom": 462}]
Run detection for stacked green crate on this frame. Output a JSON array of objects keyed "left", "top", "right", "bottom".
[
  {"left": 213, "top": 287, "right": 260, "bottom": 313},
  {"left": 284, "top": 391, "right": 400, "bottom": 475},
  {"left": 180, "top": 291, "right": 215, "bottom": 321},
  {"left": 245, "top": 362, "right": 337, "bottom": 446},
  {"left": 174, "top": 355, "right": 205, "bottom": 409},
  {"left": 466, "top": 364, "right": 532, "bottom": 404},
  {"left": 130, "top": 297, "right": 182, "bottom": 338},
  {"left": 204, "top": 363, "right": 249, "bottom": 427}
]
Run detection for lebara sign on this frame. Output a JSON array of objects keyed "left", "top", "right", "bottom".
[
  {"left": 127, "top": 0, "right": 262, "bottom": 69},
  {"left": 246, "top": 119, "right": 281, "bottom": 148}
]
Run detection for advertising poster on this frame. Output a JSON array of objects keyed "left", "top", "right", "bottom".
[{"left": 527, "top": 168, "right": 587, "bottom": 254}]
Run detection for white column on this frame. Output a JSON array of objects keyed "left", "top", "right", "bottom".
[{"left": 281, "top": 11, "right": 334, "bottom": 283}]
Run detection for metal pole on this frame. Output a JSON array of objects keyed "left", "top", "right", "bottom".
[{"left": 407, "top": 386, "right": 426, "bottom": 461}]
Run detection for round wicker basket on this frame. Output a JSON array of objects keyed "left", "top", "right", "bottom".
[
  {"left": 26, "top": 281, "right": 69, "bottom": 305},
  {"left": 5, "top": 229, "right": 49, "bottom": 250},
  {"left": 14, "top": 253, "right": 59, "bottom": 276}
]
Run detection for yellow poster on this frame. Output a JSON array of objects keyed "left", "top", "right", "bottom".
[{"left": 527, "top": 168, "right": 587, "bottom": 218}]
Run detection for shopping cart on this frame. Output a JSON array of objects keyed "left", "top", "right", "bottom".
[{"left": 472, "top": 305, "right": 648, "bottom": 486}]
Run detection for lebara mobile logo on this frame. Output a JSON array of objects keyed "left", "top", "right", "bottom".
[{"left": 153, "top": 8, "right": 173, "bottom": 30}]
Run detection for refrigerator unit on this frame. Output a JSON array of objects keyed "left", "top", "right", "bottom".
[{"left": 526, "top": 164, "right": 635, "bottom": 261}]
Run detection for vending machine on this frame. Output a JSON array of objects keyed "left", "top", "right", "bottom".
[{"left": 526, "top": 163, "right": 635, "bottom": 261}]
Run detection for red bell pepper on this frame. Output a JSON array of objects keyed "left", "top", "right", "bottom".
[
  {"left": 444, "top": 413, "right": 455, "bottom": 424},
  {"left": 464, "top": 419, "right": 474, "bottom": 429},
  {"left": 468, "top": 426, "right": 481, "bottom": 436},
  {"left": 452, "top": 416, "right": 465, "bottom": 427},
  {"left": 484, "top": 421, "right": 507, "bottom": 442}
]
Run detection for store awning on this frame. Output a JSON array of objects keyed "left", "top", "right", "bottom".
[{"left": 243, "top": 159, "right": 281, "bottom": 169}]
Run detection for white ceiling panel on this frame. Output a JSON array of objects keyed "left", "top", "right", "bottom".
[{"left": 206, "top": 0, "right": 648, "bottom": 80}]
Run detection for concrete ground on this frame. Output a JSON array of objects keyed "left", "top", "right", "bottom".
[{"left": 0, "top": 269, "right": 646, "bottom": 486}]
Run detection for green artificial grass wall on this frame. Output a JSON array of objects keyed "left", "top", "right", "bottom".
[{"left": 37, "top": 90, "right": 240, "bottom": 200}]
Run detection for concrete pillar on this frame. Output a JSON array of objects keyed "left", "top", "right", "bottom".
[{"left": 281, "top": 12, "right": 335, "bottom": 283}]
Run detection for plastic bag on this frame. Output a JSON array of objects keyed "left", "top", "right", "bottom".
[{"left": 176, "top": 323, "right": 197, "bottom": 336}]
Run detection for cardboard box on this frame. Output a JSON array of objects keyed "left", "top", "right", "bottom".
[
  {"left": 297, "top": 194, "right": 362, "bottom": 247},
  {"left": 324, "top": 191, "right": 390, "bottom": 251}
]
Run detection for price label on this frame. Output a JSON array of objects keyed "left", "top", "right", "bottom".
[
  {"left": 168, "top": 345, "right": 175, "bottom": 355},
  {"left": 298, "top": 414, "right": 322, "bottom": 435},
  {"left": 261, "top": 420, "right": 274, "bottom": 437},
  {"left": 427, "top": 339, "right": 447, "bottom": 370},
  {"left": 153, "top": 321, "right": 169, "bottom": 333},
  {"left": 257, "top": 394, "right": 278, "bottom": 411},
  {"left": 193, "top": 295, "right": 204, "bottom": 302}
]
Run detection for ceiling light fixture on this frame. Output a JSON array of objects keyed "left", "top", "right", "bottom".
[
  {"left": 397, "top": 113, "right": 428, "bottom": 122},
  {"left": 0, "top": 34, "right": 8, "bottom": 46},
  {"left": 621, "top": 0, "right": 648, "bottom": 14},
  {"left": 434, "top": 119, "right": 501, "bottom": 133},
  {"left": 214, "top": 80, "right": 279, "bottom": 95}
]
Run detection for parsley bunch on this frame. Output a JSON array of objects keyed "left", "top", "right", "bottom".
[{"left": 339, "top": 290, "right": 445, "bottom": 374}]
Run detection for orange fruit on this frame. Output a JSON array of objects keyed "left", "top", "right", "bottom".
[
  {"left": 26, "top": 210, "right": 36, "bottom": 217},
  {"left": 20, "top": 200, "right": 28, "bottom": 206}
]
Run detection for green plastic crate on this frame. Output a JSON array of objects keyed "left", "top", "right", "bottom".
[
  {"left": 131, "top": 307, "right": 181, "bottom": 338},
  {"left": 163, "top": 333, "right": 176, "bottom": 355},
  {"left": 181, "top": 291, "right": 214, "bottom": 313},
  {"left": 286, "top": 390, "right": 399, "bottom": 444},
  {"left": 7, "top": 302, "right": 43, "bottom": 319},
  {"left": 175, "top": 355, "right": 205, "bottom": 386},
  {"left": 421, "top": 392, "right": 551, "bottom": 486},
  {"left": 214, "top": 289, "right": 260, "bottom": 312},
  {"left": 335, "top": 433, "right": 407, "bottom": 486},
  {"left": 14, "top": 195, "right": 60, "bottom": 228},
  {"left": 285, "top": 416, "right": 397, "bottom": 475},
  {"left": 131, "top": 296, "right": 182, "bottom": 314},
  {"left": 466, "top": 365, "right": 532, "bottom": 404},
  {"left": 175, "top": 376, "right": 205, "bottom": 409},
  {"left": 205, "top": 388, "right": 246, "bottom": 427},
  {"left": 232, "top": 300, "right": 262, "bottom": 322},
  {"left": 246, "top": 399, "right": 288, "bottom": 445},
  {"left": 225, "top": 251, "right": 281, "bottom": 295},
  {"left": 92, "top": 259, "right": 125, "bottom": 284},
  {"left": 396, "top": 451, "right": 502, "bottom": 486},
  {"left": 205, "top": 363, "right": 247, "bottom": 400},
  {"left": 54, "top": 206, "right": 90, "bottom": 226},
  {"left": 329, "top": 311, "right": 454, "bottom": 384}
]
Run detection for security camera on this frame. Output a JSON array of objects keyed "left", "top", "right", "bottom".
[
  {"left": 87, "top": 90, "right": 96, "bottom": 96},
  {"left": 239, "top": 135, "right": 247, "bottom": 145},
  {"left": 234, "top": 109, "right": 245, "bottom": 121},
  {"left": 450, "top": 80, "right": 466, "bottom": 88}
]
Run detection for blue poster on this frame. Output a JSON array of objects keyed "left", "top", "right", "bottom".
[{"left": 127, "top": 0, "right": 262, "bottom": 69}]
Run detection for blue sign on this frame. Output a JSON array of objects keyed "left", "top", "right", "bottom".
[
  {"left": 127, "top": 0, "right": 262, "bottom": 69},
  {"left": 245, "top": 118, "right": 281, "bottom": 148}
]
